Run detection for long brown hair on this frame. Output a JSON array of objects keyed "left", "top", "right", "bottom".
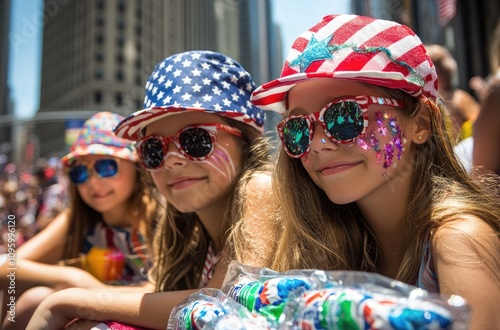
[
  {"left": 152, "top": 117, "right": 272, "bottom": 291},
  {"left": 270, "top": 87, "right": 500, "bottom": 284}
]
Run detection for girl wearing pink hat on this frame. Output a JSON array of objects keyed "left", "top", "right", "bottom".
[
  {"left": 252, "top": 14, "right": 500, "bottom": 329},
  {"left": 0, "top": 111, "right": 162, "bottom": 330},
  {"left": 27, "top": 51, "right": 273, "bottom": 330}
]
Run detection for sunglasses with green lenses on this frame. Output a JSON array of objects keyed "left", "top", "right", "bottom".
[{"left": 277, "top": 95, "right": 405, "bottom": 158}]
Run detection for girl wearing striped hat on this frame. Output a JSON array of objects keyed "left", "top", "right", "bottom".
[
  {"left": 1, "top": 111, "right": 162, "bottom": 330},
  {"left": 27, "top": 51, "right": 273, "bottom": 330},
  {"left": 252, "top": 14, "right": 500, "bottom": 329}
]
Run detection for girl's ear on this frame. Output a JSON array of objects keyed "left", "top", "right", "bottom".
[{"left": 411, "top": 101, "right": 432, "bottom": 144}]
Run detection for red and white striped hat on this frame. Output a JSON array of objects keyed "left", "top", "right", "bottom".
[{"left": 251, "top": 14, "right": 439, "bottom": 113}]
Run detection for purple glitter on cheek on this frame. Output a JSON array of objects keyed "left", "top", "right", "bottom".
[
  {"left": 215, "top": 149, "right": 229, "bottom": 162},
  {"left": 376, "top": 112, "right": 388, "bottom": 137},
  {"left": 384, "top": 143, "right": 395, "bottom": 169}
]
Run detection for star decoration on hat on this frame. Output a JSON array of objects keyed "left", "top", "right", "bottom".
[{"left": 289, "top": 34, "right": 334, "bottom": 72}]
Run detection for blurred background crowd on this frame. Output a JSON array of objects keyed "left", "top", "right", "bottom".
[{"left": 0, "top": 157, "right": 68, "bottom": 252}]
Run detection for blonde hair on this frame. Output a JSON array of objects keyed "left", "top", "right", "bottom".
[
  {"left": 152, "top": 118, "right": 272, "bottom": 291},
  {"left": 63, "top": 162, "right": 161, "bottom": 260},
  {"left": 269, "top": 87, "right": 500, "bottom": 284}
]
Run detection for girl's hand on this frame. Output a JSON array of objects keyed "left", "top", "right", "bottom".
[
  {"left": 26, "top": 288, "right": 80, "bottom": 330},
  {"left": 60, "top": 266, "right": 108, "bottom": 290}
]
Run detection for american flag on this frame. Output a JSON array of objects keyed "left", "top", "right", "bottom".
[{"left": 437, "top": 0, "right": 457, "bottom": 25}]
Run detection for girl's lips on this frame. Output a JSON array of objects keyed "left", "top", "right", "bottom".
[
  {"left": 168, "top": 177, "right": 205, "bottom": 190},
  {"left": 91, "top": 191, "right": 113, "bottom": 199},
  {"left": 318, "top": 161, "right": 362, "bottom": 176}
]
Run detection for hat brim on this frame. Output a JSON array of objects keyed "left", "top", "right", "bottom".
[
  {"left": 114, "top": 106, "right": 263, "bottom": 141},
  {"left": 251, "top": 71, "right": 424, "bottom": 113},
  {"left": 61, "top": 144, "right": 138, "bottom": 166}
]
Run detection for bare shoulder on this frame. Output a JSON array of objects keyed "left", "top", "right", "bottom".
[
  {"left": 432, "top": 214, "right": 499, "bottom": 268},
  {"left": 245, "top": 172, "right": 272, "bottom": 191}
]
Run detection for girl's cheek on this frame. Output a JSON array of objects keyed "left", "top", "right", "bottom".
[{"left": 356, "top": 111, "right": 407, "bottom": 176}]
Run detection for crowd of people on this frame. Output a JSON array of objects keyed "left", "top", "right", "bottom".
[
  {"left": 0, "top": 12, "right": 499, "bottom": 330},
  {"left": 0, "top": 156, "right": 68, "bottom": 253}
]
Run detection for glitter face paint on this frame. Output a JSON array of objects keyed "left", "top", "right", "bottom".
[{"left": 356, "top": 111, "right": 406, "bottom": 175}]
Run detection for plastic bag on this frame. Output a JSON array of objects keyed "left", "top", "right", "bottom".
[{"left": 168, "top": 262, "right": 470, "bottom": 329}]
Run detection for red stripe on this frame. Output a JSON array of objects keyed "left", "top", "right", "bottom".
[{"left": 330, "top": 15, "right": 377, "bottom": 45}]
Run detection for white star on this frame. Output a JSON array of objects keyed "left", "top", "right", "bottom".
[
  {"left": 153, "top": 71, "right": 160, "bottom": 79},
  {"left": 146, "top": 82, "right": 152, "bottom": 90},
  {"left": 222, "top": 98, "right": 232, "bottom": 106},
  {"left": 152, "top": 86, "right": 158, "bottom": 95},
  {"left": 231, "top": 93, "right": 239, "bottom": 101},
  {"left": 212, "top": 72, "right": 221, "bottom": 80},
  {"left": 165, "top": 64, "right": 173, "bottom": 72},
  {"left": 158, "top": 75, "right": 166, "bottom": 84},
  {"left": 202, "top": 94, "right": 212, "bottom": 102},
  {"left": 238, "top": 87, "right": 245, "bottom": 95},
  {"left": 182, "top": 76, "right": 192, "bottom": 84},
  {"left": 163, "top": 95, "right": 172, "bottom": 104},
  {"left": 221, "top": 81, "right": 230, "bottom": 89},
  {"left": 181, "top": 92, "right": 192, "bottom": 101},
  {"left": 172, "top": 85, "right": 182, "bottom": 94},
  {"left": 165, "top": 80, "right": 173, "bottom": 88},
  {"left": 173, "top": 69, "right": 182, "bottom": 77},
  {"left": 210, "top": 58, "right": 220, "bottom": 66},
  {"left": 193, "top": 101, "right": 203, "bottom": 108},
  {"left": 192, "top": 84, "right": 202, "bottom": 92},
  {"left": 246, "top": 100, "right": 253, "bottom": 108},
  {"left": 191, "top": 68, "right": 201, "bottom": 76},
  {"left": 240, "top": 105, "right": 247, "bottom": 113},
  {"left": 202, "top": 78, "right": 211, "bottom": 85},
  {"left": 182, "top": 59, "right": 192, "bottom": 67},
  {"left": 246, "top": 82, "right": 253, "bottom": 91},
  {"left": 213, "top": 103, "right": 222, "bottom": 110},
  {"left": 212, "top": 86, "right": 222, "bottom": 95},
  {"left": 238, "top": 71, "right": 247, "bottom": 77},
  {"left": 230, "top": 75, "right": 238, "bottom": 83},
  {"left": 173, "top": 55, "right": 183, "bottom": 63},
  {"left": 173, "top": 101, "right": 181, "bottom": 107},
  {"left": 201, "top": 62, "right": 210, "bottom": 70},
  {"left": 157, "top": 91, "right": 164, "bottom": 100},
  {"left": 191, "top": 52, "right": 201, "bottom": 60},
  {"left": 221, "top": 66, "right": 229, "bottom": 73},
  {"left": 159, "top": 61, "right": 166, "bottom": 69},
  {"left": 225, "top": 58, "right": 234, "bottom": 65}
]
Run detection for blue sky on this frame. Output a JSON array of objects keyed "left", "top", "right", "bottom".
[{"left": 8, "top": 0, "right": 351, "bottom": 119}]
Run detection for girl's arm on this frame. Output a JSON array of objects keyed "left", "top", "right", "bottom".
[
  {"left": 0, "top": 211, "right": 70, "bottom": 288},
  {"left": 26, "top": 244, "right": 231, "bottom": 330},
  {"left": 473, "top": 78, "right": 500, "bottom": 173},
  {"left": 238, "top": 172, "right": 275, "bottom": 266},
  {"left": 433, "top": 216, "right": 500, "bottom": 330}
]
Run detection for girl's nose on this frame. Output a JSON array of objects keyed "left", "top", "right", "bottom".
[
  {"left": 163, "top": 141, "right": 189, "bottom": 169},
  {"left": 309, "top": 122, "right": 339, "bottom": 154}
]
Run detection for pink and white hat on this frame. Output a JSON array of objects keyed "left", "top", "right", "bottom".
[{"left": 251, "top": 14, "right": 439, "bottom": 113}]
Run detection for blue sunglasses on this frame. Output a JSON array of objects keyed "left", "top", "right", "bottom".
[{"left": 68, "top": 158, "right": 119, "bottom": 184}]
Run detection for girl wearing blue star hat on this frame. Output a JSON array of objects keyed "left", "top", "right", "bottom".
[{"left": 27, "top": 51, "right": 274, "bottom": 330}]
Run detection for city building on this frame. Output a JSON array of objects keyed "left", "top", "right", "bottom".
[
  {"left": 351, "top": 0, "right": 500, "bottom": 94},
  {"left": 35, "top": 0, "right": 280, "bottom": 157},
  {"left": 0, "top": 0, "right": 13, "bottom": 157}
]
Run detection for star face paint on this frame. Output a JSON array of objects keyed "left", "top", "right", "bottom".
[{"left": 356, "top": 111, "right": 406, "bottom": 175}]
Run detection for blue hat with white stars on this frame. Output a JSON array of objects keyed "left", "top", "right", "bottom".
[{"left": 114, "top": 50, "right": 265, "bottom": 140}]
